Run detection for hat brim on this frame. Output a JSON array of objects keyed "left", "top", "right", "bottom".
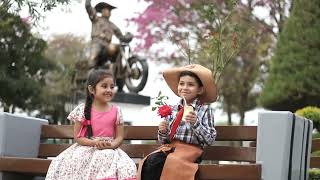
[
  {"left": 163, "top": 64, "right": 218, "bottom": 103},
  {"left": 95, "top": 2, "right": 116, "bottom": 12}
]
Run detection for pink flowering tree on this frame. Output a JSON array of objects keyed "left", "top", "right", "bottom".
[
  {"left": 131, "top": 0, "right": 241, "bottom": 83},
  {"left": 131, "top": 0, "right": 291, "bottom": 125},
  {"left": 130, "top": 0, "right": 291, "bottom": 64}
]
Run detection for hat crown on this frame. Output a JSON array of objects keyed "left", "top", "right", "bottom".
[{"left": 163, "top": 64, "right": 218, "bottom": 103}]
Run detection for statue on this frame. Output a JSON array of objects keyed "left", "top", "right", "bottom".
[
  {"left": 85, "top": 0, "right": 130, "bottom": 68},
  {"left": 75, "top": 0, "right": 148, "bottom": 93}
]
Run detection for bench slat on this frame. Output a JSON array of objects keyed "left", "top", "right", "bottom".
[
  {"left": 216, "top": 126, "right": 257, "bottom": 141},
  {"left": 310, "top": 157, "right": 320, "bottom": 168},
  {"left": 199, "top": 164, "right": 261, "bottom": 180},
  {"left": 0, "top": 157, "right": 261, "bottom": 180},
  {"left": 41, "top": 125, "right": 74, "bottom": 139},
  {"left": 38, "top": 144, "right": 256, "bottom": 162},
  {"left": 0, "top": 157, "right": 51, "bottom": 174},
  {"left": 41, "top": 125, "right": 257, "bottom": 141},
  {"left": 204, "top": 146, "right": 256, "bottom": 162},
  {"left": 312, "top": 138, "right": 320, "bottom": 153}
]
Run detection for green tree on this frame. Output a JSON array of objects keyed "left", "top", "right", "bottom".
[
  {"left": 0, "top": 0, "right": 79, "bottom": 113},
  {"left": 37, "top": 34, "right": 87, "bottom": 124},
  {"left": 0, "top": 7, "right": 54, "bottom": 113},
  {"left": 198, "top": 3, "right": 275, "bottom": 126},
  {"left": 258, "top": 0, "right": 320, "bottom": 112},
  {"left": 1, "top": 0, "right": 74, "bottom": 21}
]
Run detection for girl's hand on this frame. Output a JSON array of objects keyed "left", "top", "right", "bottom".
[
  {"left": 105, "top": 141, "right": 118, "bottom": 149},
  {"left": 159, "top": 120, "right": 168, "bottom": 134},
  {"left": 94, "top": 139, "right": 120, "bottom": 150},
  {"left": 93, "top": 139, "right": 113, "bottom": 150},
  {"left": 184, "top": 111, "right": 197, "bottom": 125},
  {"left": 94, "top": 139, "right": 108, "bottom": 150}
]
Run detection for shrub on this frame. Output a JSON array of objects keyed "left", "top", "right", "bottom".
[
  {"left": 309, "top": 168, "right": 320, "bottom": 179},
  {"left": 296, "top": 106, "right": 320, "bottom": 132}
]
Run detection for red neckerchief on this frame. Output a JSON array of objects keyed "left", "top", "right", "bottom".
[{"left": 169, "top": 107, "right": 184, "bottom": 140}]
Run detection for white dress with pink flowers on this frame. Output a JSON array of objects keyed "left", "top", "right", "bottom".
[{"left": 45, "top": 103, "right": 136, "bottom": 180}]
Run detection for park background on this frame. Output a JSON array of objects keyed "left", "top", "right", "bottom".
[
  {"left": 1, "top": 0, "right": 320, "bottom": 178},
  {"left": 1, "top": 1, "right": 319, "bottom": 129}
]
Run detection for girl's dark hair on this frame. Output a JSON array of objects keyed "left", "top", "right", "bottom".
[
  {"left": 84, "top": 69, "right": 114, "bottom": 137},
  {"left": 179, "top": 71, "right": 203, "bottom": 87}
]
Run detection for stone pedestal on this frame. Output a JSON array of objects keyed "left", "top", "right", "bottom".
[
  {"left": 68, "top": 92, "right": 151, "bottom": 125},
  {"left": 112, "top": 92, "right": 150, "bottom": 124},
  {"left": 113, "top": 92, "right": 150, "bottom": 106}
]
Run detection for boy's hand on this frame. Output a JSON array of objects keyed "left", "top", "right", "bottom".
[{"left": 159, "top": 120, "right": 168, "bottom": 134}]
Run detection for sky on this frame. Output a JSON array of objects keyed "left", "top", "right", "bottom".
[{"left": 19, "top": 0, "right": 268, "bottom": 126}]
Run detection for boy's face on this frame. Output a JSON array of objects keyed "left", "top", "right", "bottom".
[
  {"left": 177, "top": 75, "right": 204, "bottom": 104},
  {"left": 101, "top": 8, "right": 111, "bottom": 18},
  {"left": 89, "top": 77, "right": 115, "bottom": 103}
]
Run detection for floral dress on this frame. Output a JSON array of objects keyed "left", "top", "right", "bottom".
[{"left": 45, "top": 104, "right": 136, "bottom": 180}]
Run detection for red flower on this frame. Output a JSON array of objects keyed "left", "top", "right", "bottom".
[{"left": 157, "top": 105, "right": 172, "bottom": 118}]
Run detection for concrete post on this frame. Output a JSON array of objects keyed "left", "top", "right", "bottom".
[
  {"left": 0, "top": 113, "right": 48, "bottom": 180},
  {"left": 256, "top": 111, "right": 313, "bottom": 180}
]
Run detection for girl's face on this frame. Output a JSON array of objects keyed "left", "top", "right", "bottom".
[
  {"left": 177, "top": 75, "right": 204, "bottom": 104},
  {"left": 90, "top": 77, "right": 115, "bottom": 103}
]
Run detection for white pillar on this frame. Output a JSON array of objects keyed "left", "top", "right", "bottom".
[
  {"left": 0, "top": 113, "right": 48, "bottom": 180},
  {"left": 256, "top": 111, "right": 313, "bottom": 180}
]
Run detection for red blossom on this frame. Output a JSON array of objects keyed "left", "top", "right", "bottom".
[{"left": 157, "top": 105, "right": 173, "bottom": 118}]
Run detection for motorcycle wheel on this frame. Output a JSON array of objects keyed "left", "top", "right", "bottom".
[{"left": 125, "top": 56, "right": 148, "bottom": 93}]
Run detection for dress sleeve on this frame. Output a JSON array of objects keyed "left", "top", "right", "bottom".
[
  {"left": 67, "top": 103, "right": 85, "bottom": 122},
  {"left": 116, "top": 106, "right": 124, "bottom": 125}
]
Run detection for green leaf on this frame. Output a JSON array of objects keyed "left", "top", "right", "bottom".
[{"left": 155, "top": 101, "right": 161, "bottom": 105}]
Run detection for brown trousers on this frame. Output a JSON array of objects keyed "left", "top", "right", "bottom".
[{"left": 137, "top": 141, "right": 203, "bottom": 180}]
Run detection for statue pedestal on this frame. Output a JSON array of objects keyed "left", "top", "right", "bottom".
[
  {"left": 68, "top": 92, "right": 151, "bottom": 125},
  {"left": 112, "top": 92, "right": 150, "bottom": 106},
  {"left": 112, "top": 92, "right": 150, "bottom": 124}
]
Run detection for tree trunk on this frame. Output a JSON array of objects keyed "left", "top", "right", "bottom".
[
  {"left": 239, "top": 93, "right": 248, "bottom": 147},
  {"left": 3, "top": 105, "right": 9, "bottom": 112},
  {"left": 227, "top": 103, "right": 233, "bottom": 126},
  {"left": 11, "top": 105, "right": 15, "bottom": 114}
]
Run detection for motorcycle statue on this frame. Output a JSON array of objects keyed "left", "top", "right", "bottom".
[{"left": 73, "top": 33, "right": 148, "bottom": 94}]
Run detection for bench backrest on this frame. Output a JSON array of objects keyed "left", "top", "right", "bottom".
[
  {"left": 39, "top": 125, "right": 257, "bottom": 162},
  {"left": 311, "top": 138, "right": 320, "bottom": 168}
]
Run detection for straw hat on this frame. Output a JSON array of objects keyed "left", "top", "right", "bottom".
[{"left": 163, "top": 64, "right": 218, "bottom": 103}]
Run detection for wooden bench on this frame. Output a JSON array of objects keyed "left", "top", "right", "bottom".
[{"left": 0, "top": 125, "right": 261, "bottom": 180}]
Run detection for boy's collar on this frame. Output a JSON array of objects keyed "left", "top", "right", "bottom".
[{"left": 179, "top": 98, "right": 200, "bottom": 108}]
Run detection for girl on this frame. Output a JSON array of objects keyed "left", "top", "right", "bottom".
[
  {"left": 138, "top": 64, "right": 217, "bottom": 180},
  {"left": 46, "top": 69, "right": 136, "bottom": 180}
]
